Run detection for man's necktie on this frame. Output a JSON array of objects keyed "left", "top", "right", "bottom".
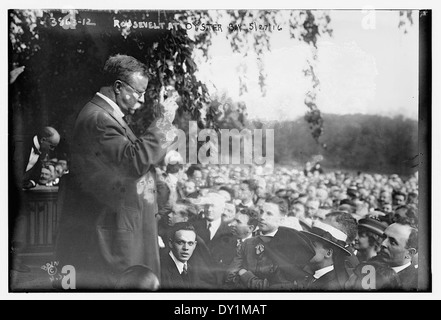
[
  {"left": 207, "top": 222, "right": 212, "bottom": 240},
  {"left": 182, "top": 264, "right": 189, "bottom": 284}
]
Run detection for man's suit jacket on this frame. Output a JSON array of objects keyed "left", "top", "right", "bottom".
[
  {"left": 225, "top": 227, "right": 315, "bottom": 290},
  {"left": 193, "top": 219, "right": 238, "bottom": 284},
  {"left": 306, "top": 269, "right": 343, "bottom": 291},
  {"left": 12, "top": 134, "right": 49, "bottom": 187},
  {"left": 160, "top": 251, "right": 196, "bottom": 290},
  {"left": 397, "top": 264, "right": 418, "bottom": 291},
  {"left": 55, "top": 94, "right": 171, "bottom": 289}
]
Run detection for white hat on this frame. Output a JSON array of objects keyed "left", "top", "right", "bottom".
[{"left": 164, "top": 150, "right": 184, "bottom": 166}]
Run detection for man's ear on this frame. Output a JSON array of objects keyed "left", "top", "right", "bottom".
[
  {"left": 113, "top": 80, "right": 123, "bottom": 95},
  {"left": 168, "top": 238, "right": 173, "bottom": 249},
  {"left": 325, "top": 248, "right": 333, "bottom": 258},
  {"left": 406, "top": 247, "right": 417, "bottom": 258}
]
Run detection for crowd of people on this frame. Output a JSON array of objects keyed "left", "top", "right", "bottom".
[
  {"left": 151, "top": 155, "right": 419, "bottom": 291},
  {"left": 12, "top": 54, "right": 420, "bottom": 292}
]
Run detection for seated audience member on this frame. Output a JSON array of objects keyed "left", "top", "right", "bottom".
[
  {"left": 392, "top": 190, "right": 407, "bottom": 209},
  {"left": 38, "top": 164, "right": 57, "bottom": 186},
  {"left": 354, "top": 217, "right": 388, "bottom": 263},
  {"left": 115, "top": 265, "right": 160, "bottom": 291},
  {"left": 183, "top": 180, "right": 199, "bottom": 198},
  {"left": 322, "top": 211, "right": 360, "bottom": 280},
  {"left": 228, "top": 208, "right": 259, "bottom": 246},
  {"left": 186, "top": 165, "right": 204, "bottom": 188},
  {"left": 305, "top": 199, "right": 320, "bottom": 222},
  {"left": 158, "top": 199, "right": 218, "bottom": 288},
  {"left": 392, "top": 205, "right": 418, "bottom": 227},
  {"left": 300, "top": 220, "right": 352, "bottom": 291},
  {"left": 407, "top": 191, "right": 418, "bottom": 207},
  {"left": 193, "top": 191, "right": 238, "bottom": 284},
  {"left": 378, "top": 190, "right": 392, "bottom": 207},
  {"left": 222, "top": 202, "right": 236, "bottom": 224},
  {"left": 237, "top": 180, "right": 257, "bottom": 209},
  {"left": 225, "top": 197, "right": 315, "bottom": 290},
  {"left": 160, "top": 222, "right": 210, "bottom": 290},
  {"left": 372, "top": 219, "right": 419, "bottom": 291}
]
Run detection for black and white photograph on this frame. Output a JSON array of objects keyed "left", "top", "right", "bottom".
[{"left": 4, "top": 1, "right": 436, "bottom": 300}]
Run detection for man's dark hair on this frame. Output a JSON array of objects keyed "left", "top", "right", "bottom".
[
  {"left": 237, "top": 207, "right": 259, "bottom": 228},
  {"left": 326, "top": 211, "right": 358, "bottom": 244},
  {"left": 393, "top": 205, "right": 418, "bottom": 227},
  {"left": 265, "top": 196, "right": 288, "bottom": 216},
  {"left": 174, "top": 199, "right": 197, "bottom": 221},
  {"left": 186, "top": 165, "right": 202, "bottom": 178},
  {"left": 241, "top": 179, "right": 256, "bottom": 192},
  {"left": 169, "top": 222, "right": 196, "bottom": 241},
  {"left": 103, "top": 54, "right": 149, "bottom": 86},
  {"left": 393, "top": 190, "right": 407, "bottom": 201},
  {"left": 166, "top": 163, "right": 183, "bottom": 174}
]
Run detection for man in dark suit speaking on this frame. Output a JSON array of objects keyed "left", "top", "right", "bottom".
[{"left": 55, "top": 54, "right": 178, "bottom": 289}]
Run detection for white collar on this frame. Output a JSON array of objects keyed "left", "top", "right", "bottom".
[
  {"left": 96, "top": 92, "right": 125, "bottom": 119},
  {"left": 33, "top": 135, "right": 41, "bottom": 152},
  {"left": 392, "top": 261, "right": 412, "bottom": 273},
  {"left": 169, "top": 251, "right": 187, "bottom": 274},
  {"left": 313, "top": 265, "right": 334, "bottom": 279},
  {"left": 208, "top": 217, "right": 221, "bottom": 228},
  {"left": 262, "top": 228, "right": 278, "bottom": 238},
  {"left": 242, "top": 200, "right": 254, "bottom": 207},
  {"left": 167, "top": 173, "right": 178, "bottom": 185},
  {"left": 240, "top": 233, "right": 253, "bottom": 242}
]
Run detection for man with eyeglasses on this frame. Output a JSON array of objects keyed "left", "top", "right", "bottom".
[
  {"left": 160, "top": 222, "right": 200, "bottom": 290},
  {"left": 55, "top": 54, "right": 178, "bottom": 289}
]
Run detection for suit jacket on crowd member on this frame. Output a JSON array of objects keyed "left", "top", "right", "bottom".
[
  {"left": 55, "top": 94, "right": 171, "bottom": 289},
  {"left": 396, "top": 263, "right": 418, "bottom": 291},
  {"left": 159, "top": 229, "right": 218, "bottom": 289},
  {"left": 225, "top": 227, "right": 315, "bottom": 290},
  {"left": 193, "top": 219, "right": 238, "bottom": 284},
  {"left": 160, "top": 250, "right": 197, "bottom": 290},
  {"left": 306, "top": 268, "right": 342, "bottom": 291}
]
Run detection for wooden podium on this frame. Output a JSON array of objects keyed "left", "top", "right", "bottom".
[{"left": 22, "top": 185, "right": 59, "bottom": 255}]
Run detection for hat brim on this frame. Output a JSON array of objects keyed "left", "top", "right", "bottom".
[
  {"left": 301, "top": 231, "right": 351, "bottom": 256},
  {"left": 358, "top": 224, "right": 386, "bottom": 237}
]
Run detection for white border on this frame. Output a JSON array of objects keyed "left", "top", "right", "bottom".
[{"left": 1, "top": 0, "right": 439, "bottom": 301}]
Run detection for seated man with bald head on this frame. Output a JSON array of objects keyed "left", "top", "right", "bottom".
[
  {"left": 372, "top": 219, "right": 419, "bottom": 291},
  {"left": 14, "top": 126, "right": 61, "bottom": 189}
]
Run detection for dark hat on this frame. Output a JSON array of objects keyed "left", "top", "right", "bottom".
[
  {"left": 265, "top": 227, "right": 316, "bottom": 281},
  {"left": 301, "top": 220, "right": 351, "bottom": 256},
  {"left": 358, "top": 217, "right": 388, "bottom": 237}
]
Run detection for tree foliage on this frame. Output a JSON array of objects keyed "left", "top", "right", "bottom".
[
  {"left": 269, "top": 114, "right": 418, "bottom": 176},
  {"left": 9, "top": 9, "right": 335, "bottom": 150}
]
